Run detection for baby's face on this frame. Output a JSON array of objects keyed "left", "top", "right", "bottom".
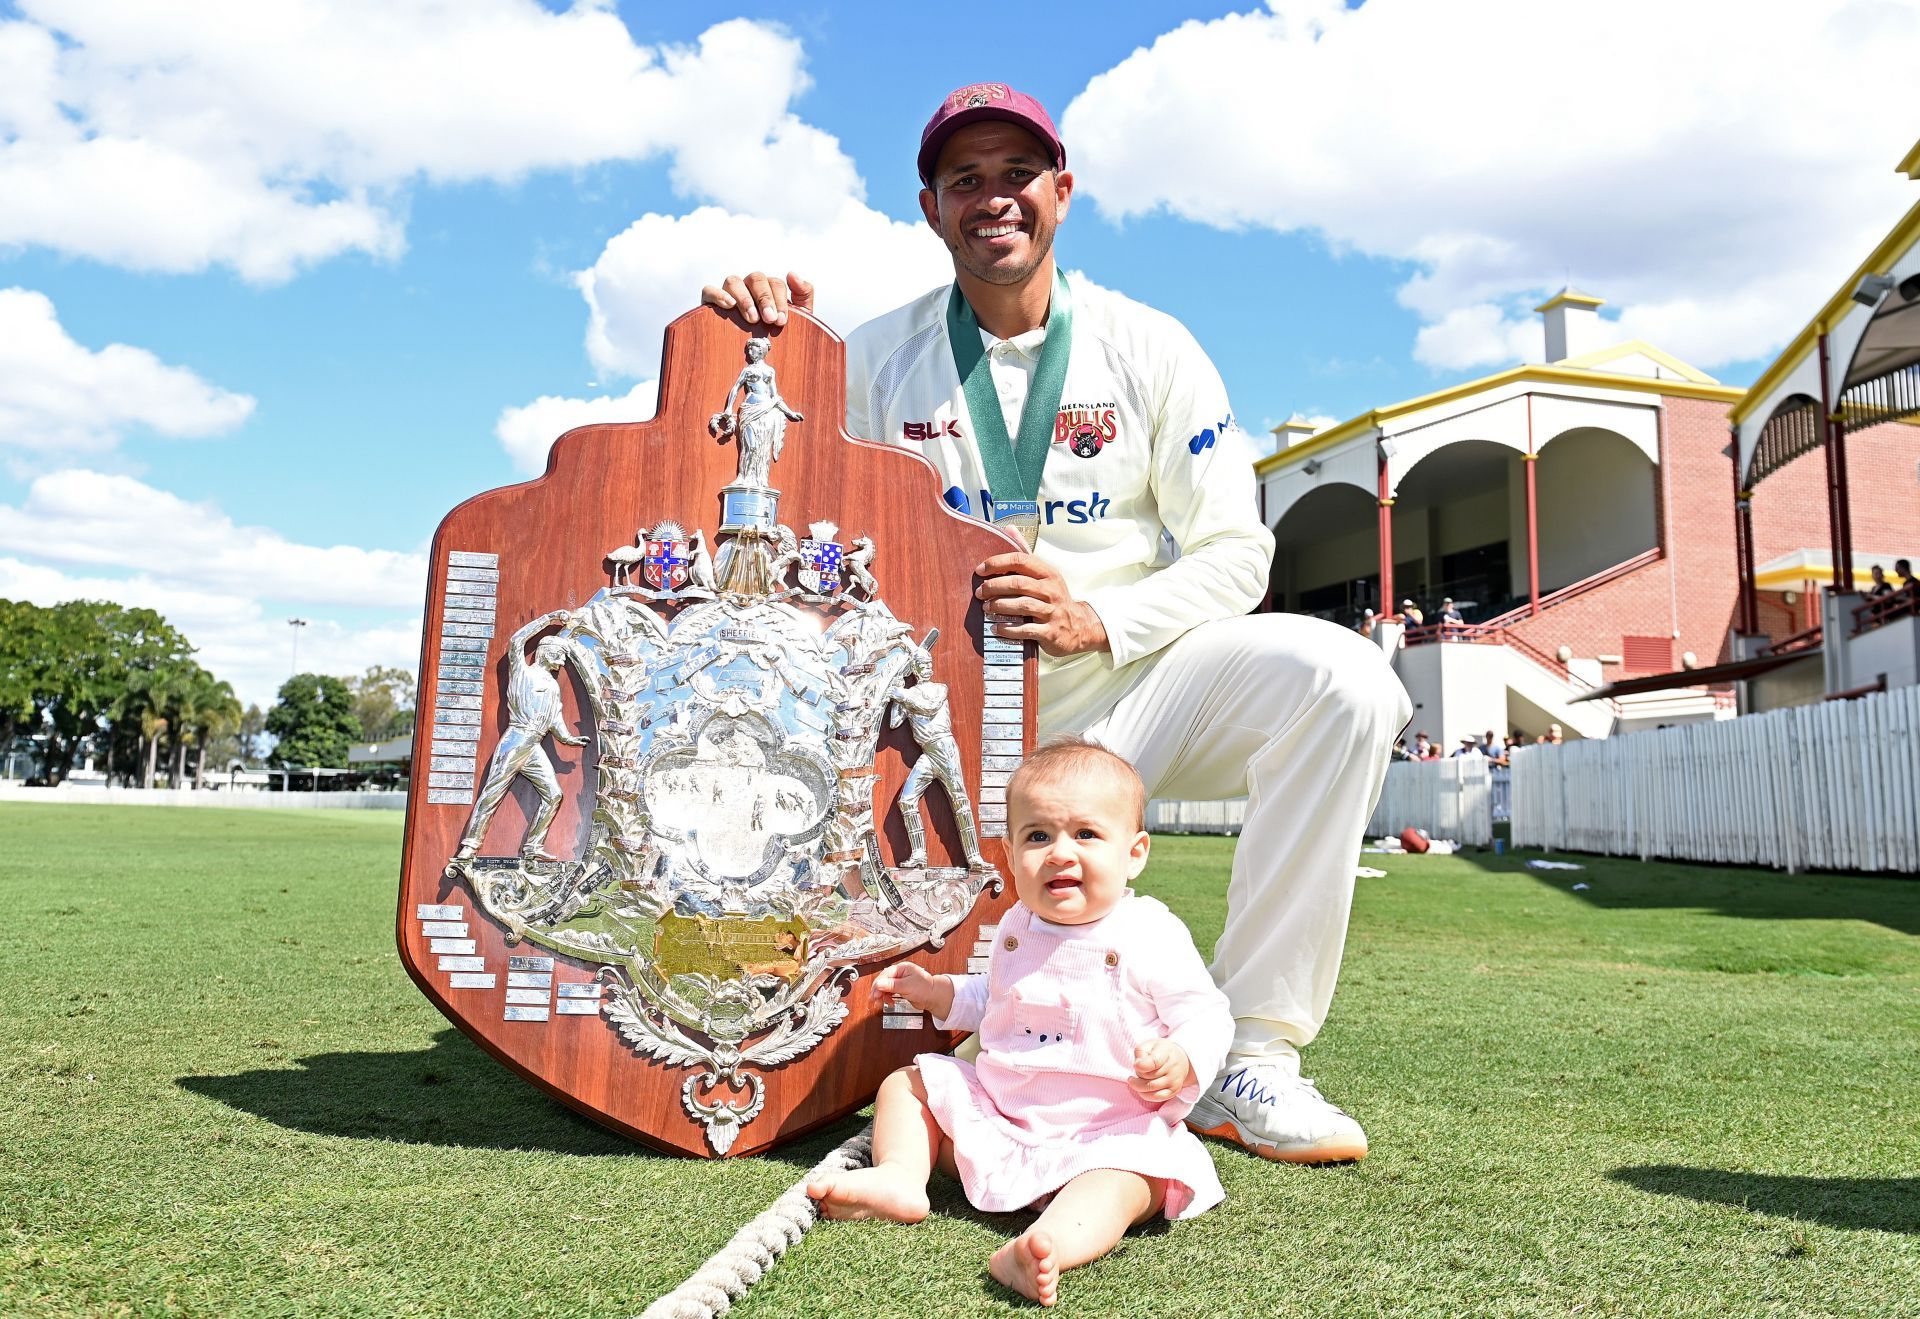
[{"left": 1006, "top": 777, "right": 1149, "bottom": 925}]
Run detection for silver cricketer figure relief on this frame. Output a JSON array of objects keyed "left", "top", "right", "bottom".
[{"left": 447, "top": 336, "right": 1003, "bottom": 1154}]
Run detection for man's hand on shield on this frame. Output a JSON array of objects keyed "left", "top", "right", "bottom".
[
  {"left": 975, "top": 552, "right": 1110, "bottom": 657},
  {"left": 701, "top": 271, "right": 815, "bottom": 327}
]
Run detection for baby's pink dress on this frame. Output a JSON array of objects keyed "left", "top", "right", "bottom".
[{"left": 916, "top": 891, "right": 1234, "bottom": 1219}]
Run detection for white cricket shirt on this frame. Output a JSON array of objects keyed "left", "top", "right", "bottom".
[{"left": 845, "top": 274, "right": 1275, "bottom": 733}]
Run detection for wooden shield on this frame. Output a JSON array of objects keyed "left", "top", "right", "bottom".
[{"left": 396, "top": 304, "right": 1028, "bottom": 1157}]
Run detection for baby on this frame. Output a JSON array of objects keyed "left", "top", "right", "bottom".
[{"left": 808, "top": 738, "right": 1233, "bottom": 1306}]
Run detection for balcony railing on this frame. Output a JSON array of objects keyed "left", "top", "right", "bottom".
[
  {"left": 1852, "top": 587, "right": 1919, "bottom": 636},
  {"left": 1400, "top": 621, "right": 1605, "bottom": 694},
  {"left": 1764, "top": 623, "right": 1823, "bottom": 656},
  {"left": 1478, "top": 547, "right": 1664, "bottom": 630}
]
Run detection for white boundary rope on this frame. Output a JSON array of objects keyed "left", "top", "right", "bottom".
[{"left": 638, "top": 1123, "right": 875, "bottom": 1319}]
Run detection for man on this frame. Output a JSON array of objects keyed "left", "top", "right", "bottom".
[
  {"left": 1401, "top": 598, "right": 1424, "bottom": 626},
  {"left": 1895, "top": 558, "right": 1916, "bottom": 596},
  {"left": 702, "top": 83, "right": 1408, "bottom": 1163},
  {"left": 1866, "top": 564, "right": 1892, "bottom": 599},
  {"left": 1438, "top": 597, "right": 1463, "bottom": 626},
  {"left": 1452, "top": 736, "right": 1482, "bottom": 758},
  {"left": 1411, "top": 730, "right": 1434, "bottom": 760}
]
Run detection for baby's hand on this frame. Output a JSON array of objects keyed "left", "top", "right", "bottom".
[
  {"left": 1128, "top": 1037, "right": 1192, "bottom": 1103},
  {"left": 872, "top": 962, "right": 942, "bottom": 1011}
]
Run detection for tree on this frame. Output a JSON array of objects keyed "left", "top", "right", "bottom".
[
  {"left": 179, "top": 669, "right": 242, "bottom": 788},
  {"left": 265, "top": 674, "right": 360, "bottom": 770},
  {"left": 28, "top": 602, "right": 195, "bottom": 783},
  {"left": 203, "top": 703, "right": 268, "bottom": 775},
  {"left": 1, "top": 599, "right": 229, "bottom": 785},
  {"left": 0, "top": 600, "right": 42, "bottom": 758},
  {"left": 345, "top": 665, "right": 417, "bottom": 743}
]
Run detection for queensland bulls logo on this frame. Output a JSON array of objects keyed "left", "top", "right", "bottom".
[{"left": 1055, "top": 404, "right": 1117, "bottom": 459}]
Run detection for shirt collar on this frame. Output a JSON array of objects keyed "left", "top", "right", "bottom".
[{"left": 979, "top": 321, "right": 1048, "bottom": 360}]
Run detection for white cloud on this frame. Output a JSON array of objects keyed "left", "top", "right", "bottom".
[
  {"left": 578, "top": 203, "right": 951, "bottom": 380},
  {"left": 1063, "top": 0, "right": 1920, "bottom": 371},
  {"left": 495, "top": 380, "right": 659, "bottom": 476},
  {"left": 0, "top": 469, "right": 429, "bottom": 706},
  {"left": 0, "top": 469, "right": 426, "bottom": 608},
  {"left": 1, "top": 6, "right": 858, "bottom": 280},
  {"left": 0, "top": 288, "right": 254, "bottom": 459}
]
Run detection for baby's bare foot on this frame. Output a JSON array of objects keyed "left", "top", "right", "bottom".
[
  {"left": 989, "top": 1229, "right": 1059, "bottom": 1307},
  {"left": 805, "top": 1166, "right": 930, "bottom": 1223}
]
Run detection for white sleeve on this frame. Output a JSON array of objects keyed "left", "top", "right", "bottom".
[
  {"left": 1080, "top": 323, "right": 1274, "bottom": 667},
  {"left": 933, "top": 973, "right": 988, "bottom": 1033}
]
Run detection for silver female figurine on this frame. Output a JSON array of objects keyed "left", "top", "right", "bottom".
[{"left": 709, "top": 337, "right": 803, "bottom": 488}]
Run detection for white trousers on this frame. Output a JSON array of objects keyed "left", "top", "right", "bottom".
[{"left": 1077, "top": 613, "right": 1411, "bottom": 1061}]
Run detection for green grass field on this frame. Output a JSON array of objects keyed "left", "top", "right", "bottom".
[{"left": 2, "top": 804, "right": 1915, "bottom": 1317}]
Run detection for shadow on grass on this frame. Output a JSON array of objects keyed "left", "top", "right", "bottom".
[
  {"left": 913, "top": 1178, "right": 1171, "bottom": 1309},
  {"left": 1611, "top": 1165, "right": 1919, "bottom": 1233},
  {"left": 1457, "top": 844, "right": 1920, "bottom": 937},
  {"left": 179, "top": 1027, "right": 637, "bottom": 1155},
  {"left": 180, "top": 1027, "right": 878, "bottom": 1171}
]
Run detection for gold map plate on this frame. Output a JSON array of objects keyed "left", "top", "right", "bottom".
[{"left": 654, "top": 912, "right": 810, "bottom": 984}]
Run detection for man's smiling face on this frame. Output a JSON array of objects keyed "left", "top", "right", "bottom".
[{"left": 919, "top": 121, "right": 1073, "bottom": 289}]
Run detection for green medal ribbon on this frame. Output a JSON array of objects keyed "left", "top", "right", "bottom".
[{"left": 945, "top": 269, "right": 1073, "bottom": 538}]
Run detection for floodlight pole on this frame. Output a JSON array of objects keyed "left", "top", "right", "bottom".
[{"left": 287, "top": 617, "right": 309, "bottom": 676}]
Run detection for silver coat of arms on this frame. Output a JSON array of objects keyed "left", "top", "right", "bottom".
[{"left": 448, "top": 337, "right": 998, "bottom": 1153}]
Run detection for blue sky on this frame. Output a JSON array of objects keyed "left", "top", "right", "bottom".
[{"left": 2, "top": 0, "right": 1913, "bottom": 705}]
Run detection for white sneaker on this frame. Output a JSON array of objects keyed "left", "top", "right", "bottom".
[{"left": 1186, "top": 1055, "right": 1369, "bottom": 1163}]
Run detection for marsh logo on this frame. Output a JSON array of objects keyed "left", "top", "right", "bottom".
[
  {"left": 1055, "top": 403, "right": 1117, "bottom": 459},
  {"left": 1187, "top": 413, "right": 1236, "bottom": 456},
  {"left": 943, "top": 487, "right": 1112, "bottom": 525}
]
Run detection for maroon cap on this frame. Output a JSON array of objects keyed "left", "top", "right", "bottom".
[{"left": 917, "top": 83, "right": 1065, "bottom": 186}]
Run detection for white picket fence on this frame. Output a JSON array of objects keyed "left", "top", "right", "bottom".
[
  {"left": 1146, "top": 797, "right": 1246, "bottom": 835},
  {"left": 0, "top": 785, "right": 407, "bottom": 811},
  {"left": 1364, "top": 755, "right": 1496, "bottom": 846},
  {"left": 1510, "top": 685, "right": 1920, "bottom": 873}
]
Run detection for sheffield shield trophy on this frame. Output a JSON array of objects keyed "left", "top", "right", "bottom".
[{"left": 397, "top": 305, "right": 1031, "bottom": 1156}]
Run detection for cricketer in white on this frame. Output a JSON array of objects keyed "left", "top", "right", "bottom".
[{"left": 703, "top": 82, "right": 1410, "bottom": 1164}]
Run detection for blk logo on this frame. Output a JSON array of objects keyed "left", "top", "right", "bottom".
[{"left": 904, "top": 420, "right": 963, "bottom": 442}]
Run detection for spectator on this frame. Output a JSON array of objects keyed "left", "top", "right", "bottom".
[
  {"left": 1896, "top": 558, "right": 1916, "bottom": 595},
  {"left": 1355, "top": 607, "right": 1376, "bottom": 636},
  {"left": 1438, "top": 597, "right": 1463, "bottom": 625},
  {"left": 1483, "top": 728, "right": 1507, "bottom": 765},
  {"left": 1867, "top": 564, "right": 1892, "bottom": 599},
  {"left": 1412, "top": 731, "right": 1434, "bottom": 759},
  {"left": 1391, "top": 736, "right": 1412, "bottom": 761},
  {"left": 1547, "top": 722, "right": 1563, "bottom": 745},
  {"left": 1452, "top": 736, "right": 1482, "bottom": 758},
  {"left": 1401, "top": 598, "right": 1424, "bottom": 626}
]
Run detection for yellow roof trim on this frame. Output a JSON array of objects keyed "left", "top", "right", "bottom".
[
  {"left": 1555, "top": 339, "right": 1719, "bottom": 384},
  {"left": 1534, "top": 288, "right": 1605, "bottom": 313},
  {"left": 1900, "top": 137, "right": 1920, "bottom": 180},
  {"left": 1729, "top": 197, "right": 1920, "bottom": 424},
  {"left": 1254, "top": 364, "right": 1744, "bottom": 477},
  {"left": 1754, "top": 563, "right": 1891, "bottom": 590}
]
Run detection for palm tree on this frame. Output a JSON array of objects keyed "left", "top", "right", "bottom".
[
  {"left": 181, "top": 672, "right": 241, "bottom": 789},
  {"left": 111, "top": 666, "right": 174, "bottom": 789}
]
